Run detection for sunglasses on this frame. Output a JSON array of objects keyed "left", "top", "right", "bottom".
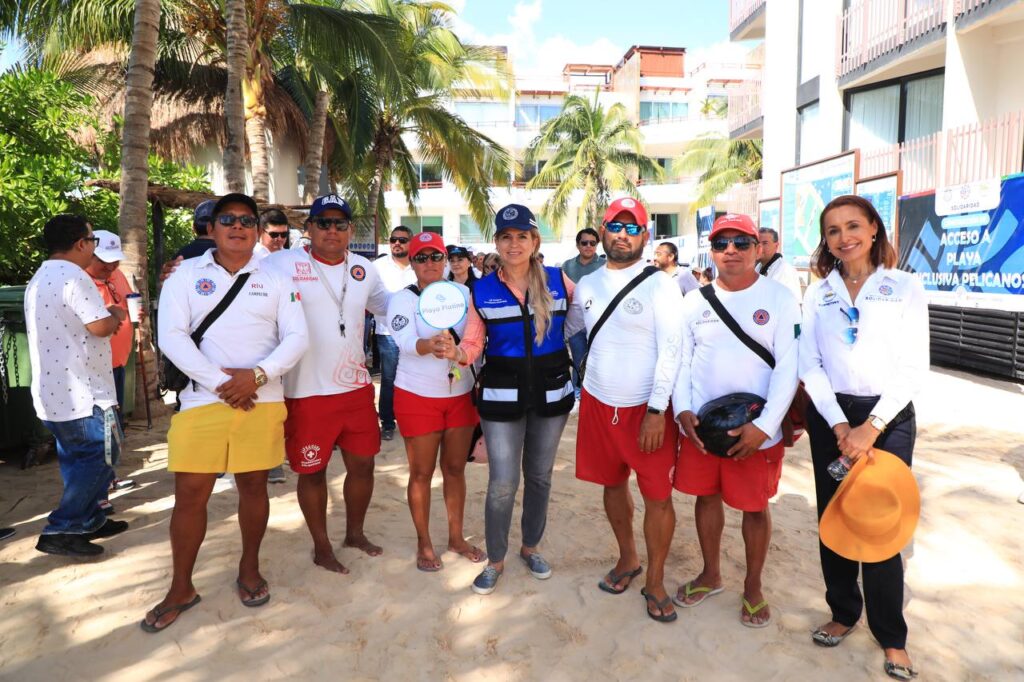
[
  {"left": 216, "top": 214, "right": 258, "bottom": 228},
  {"left": 605, "top": 222, "right": 644, "bottom": 236},
  {"left": 578, "top": 240, "right": 597, "bottom": 247},
  {"left": 389, "top": 236, "right": 410, "bottom": 244},
  {"left": 82, "top": 236, "right": 100, "bottom": 246},
  {"left": 411, "top": 252, "right": 446, "bottom": 264},
  {"left": 266, "top": 231, "right": 288, "bottom": 240},
  {"left": 840, "top": 306, "right": 860, "bottom": 345},
  {"left": 313, "top": 217, "right": 351, "bottom": 231},
  {"left": 710, "top": 235, "right": 756, "bottom": 252}
]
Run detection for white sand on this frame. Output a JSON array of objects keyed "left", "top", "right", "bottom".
[{"left": 1, "top": 366, "right": 1022, "bottom": 681}]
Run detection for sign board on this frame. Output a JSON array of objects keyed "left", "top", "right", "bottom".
[
  {"left": 898, "top": 173, "right": 1024, "bottom": 311},
  {"left": 780, "top": 151, "right": 858, "bottom": 268},
  {"left": 855, "top": 172, "right": 901, "bottom": 247},
  {"left": 935, "top": 177, "right": 1001, "bottom": 217},
  {"left": 694, "top": 205, "right": 714, "bottom": 271},
  {"left": 758, "top": 198, "right": 780, "bottom": 232},
  {"left": 417, "top": 280, "right": 469, "bottom": 329}
]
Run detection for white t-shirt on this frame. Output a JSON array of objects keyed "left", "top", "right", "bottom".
[
  {"left": 158, "top": 249, "right": 309, "bottom": 411},
  {"left": 25, "top": 260, "right": 117, "bottom": 422},
  {"left": 266, "top": 248, "right": 391, "bottom": 399},
  {"left": 372, "top": 255, "right": 416, "bottom": 337},
  {"left": 569, "top": 261, "right": 683, "bottom": 411},
  {"left": 387, "top": 284, "right": 474, "bottom": 398},
  {"left": 672, "top": 276, "right": 801, "bottom": 448},
  {"left": 761, "top": 256, "right": 802, "bottom": 303}
]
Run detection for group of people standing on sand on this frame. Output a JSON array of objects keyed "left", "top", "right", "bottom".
[{"left": 25, "top": 188, "right": 925, "bottom": 680}]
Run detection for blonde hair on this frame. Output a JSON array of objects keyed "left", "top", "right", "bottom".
[{"left": 497, "top": 229, "right": 553, "bottom": 345}]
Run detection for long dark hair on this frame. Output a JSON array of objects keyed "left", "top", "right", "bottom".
[{"left": 811, "top": 194, "right": 897, "bottom": 278}]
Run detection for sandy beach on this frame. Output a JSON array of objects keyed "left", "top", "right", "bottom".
[{"left": 1, "top": 365, "right": 1022, "bottom": 681}]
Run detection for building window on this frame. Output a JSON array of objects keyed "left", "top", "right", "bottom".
[
  {"left": 650, "top": 213, "right": 678, "bottom": 238},
  {"left": 453, "top": 101, "right": 508, "bottom": 126},
  {"left": 844, "top": 71, "right": 944, "bottom": 150},
  {"left": 400, "top": 216, "right": 443, "bottom": 234},
  {"left": 641, "top": 158, "right": 671, "bottom": 183},
  {"left": 798, "top": 0, "right": 819, "bottom": 84},
  {"left": 518, "top": 159, "right": 547, "bottom": 183},
  {"left": 639, "top": 101, "right": 689, "bottom": 124},
  {"left": 535, "top": 215, "right": 558, "bottom": 241},
  {"left": 459, "top": 215, "right": 486, "bottom": 242},
  {"left": 515, "top": 104, "right": 561, "bottom": 128},
  {"left": 415, "top": 163, "right": 443, "bottom": 186},
  {"left": 797, "top": 101, "right": 825, "bottom": 165}
]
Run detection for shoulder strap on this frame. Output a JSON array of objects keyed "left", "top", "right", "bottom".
[
  {"left": 406, "top": 284, "right": 421, "bottom": 296},
  {"left": 759, "top": 253, "right": 783, "bottom": 276},
  {"left": 587, "top": 266, "right": 659, "bottom": 349},
  {"left": 699, "top": 284, "right": 775, "bottom": 369},
  {"left": 190, "top": 272, "right": 251, "bottom": 345}
]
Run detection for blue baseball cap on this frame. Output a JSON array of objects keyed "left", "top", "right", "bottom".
[
  {"left": 310, "top": 194, "right": 352, "bottom": 219},
  {"left": 494, "top": 203, "right": 537, "bottom": 232},
  {"left": 193, "top": 199, "right": 216, "bottom": 227}
]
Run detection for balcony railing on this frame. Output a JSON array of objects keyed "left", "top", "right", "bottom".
[
  {"left": 836, "top": 0, "right": 947, "bottom": 79},
  {"left": 727, "top": 82, "right": 762, "bottom": 134},
  {"left": 858, "top": 109, "right": 1024, "bottom": 193},
  {"left": 730, "top": 0, "right": 766, "bottom": 32},
  {"left": 719, "top": 181, "right": 762, "bottom": 217},
  {"left": 954, "top": 0, "right": 990, "bottom": 14}
]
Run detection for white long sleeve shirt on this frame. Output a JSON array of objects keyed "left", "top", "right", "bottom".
[
  {"left": 761, "top": 256, "right": 803, "bottom": 303},
  {"left": 799, "top": 267, "right": 929, "bottom": 428},
  {"left": 157, "top": 249, "right": 309, "bottom": 411},
  {"left": 672, "top": 277, "right": 801, "bottom": 447},
  {"left": 372, "top": 255, "right": 416, "bottom": 337},
  {"left": 567, "top": 261, "right": 683, "bottom": 410}
]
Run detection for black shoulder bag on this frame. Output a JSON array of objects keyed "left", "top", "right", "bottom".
[
  {"left": 159, "top": 273, "right": 252, "bottom": 393},
  {"left": 758, "top": 253, "right": 783, "bottom": 276},
  {"left": 579, "top": 266, "right": 659, "bottom": 380}
]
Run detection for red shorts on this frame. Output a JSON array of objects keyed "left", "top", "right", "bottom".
[
  {"left": 673, "top": 436, "right": 784, "bottom": 512},
  {"left": 393, "top": 387, "right": 479, "bottom": 438},
  {"left": 285, "top": 385, "right": 380, "bottom": 473},
  {"left": 575, "top": 389, "right": 679, "bottom": 501}
]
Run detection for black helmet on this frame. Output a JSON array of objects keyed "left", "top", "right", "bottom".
[{"left": 695, "top": 393, "right": 766, "bottom": 457}]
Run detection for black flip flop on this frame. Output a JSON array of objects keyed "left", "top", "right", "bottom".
[
  {"left": 140, "top": 594, "right": 202, "bottom": 633},
  {"left": 641, "top": 588, "right": 678, "bottom": 623},
  {"left": 597, "top": 566, "right": 643, "bottom": 594},
  {"left": 237, "top": 579, "right": 270, "bottom": 607}
]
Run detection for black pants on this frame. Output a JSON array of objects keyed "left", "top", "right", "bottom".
[{"left": 807, "top": 394, "right": 916, "bottom": 650}]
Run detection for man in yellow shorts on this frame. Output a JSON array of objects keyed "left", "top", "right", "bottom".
[{"left": 142, "top": 193, "right": 308, "bottom": 633}]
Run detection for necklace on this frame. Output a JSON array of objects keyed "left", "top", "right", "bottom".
[{"left": 842, "top": 266, "right": 875, "bottom": 284}]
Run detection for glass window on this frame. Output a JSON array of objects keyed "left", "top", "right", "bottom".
[
  {"left": 799, "top": 0, "right": 819, "bottom": 83},
  {"left": 848, "top": 85, "right": 899, "bottom": 151},
  {"left": 516, "top": 104, "right": 561, "bottom": 128},
  {"left": 454, "top": 101, "right": 508, "bottom": 126},
  {"left": 535, "top": 215, "right": 558, "bottom": 241},
  {"left": 459, "top": 215, "right": 486, "bottom": 242},
  {"left": 640, "top": 101, "right": 688, "bottom": 123},
  {"left": 904, "top": 74, "right": 944, "bottom": 141},
  {"left": 419, "top": 163, "right": 443, "bottom": 184},
  {"left": 797, "top": 101, "right": 826, "bottom": 164},
  {"left": 641, "top": 158, "right": 671, "bottom": 183},
  {"left": 651, "top": 213, "right": 678, "bottom": 238},
  {"left": 400, "top": 216, "right": 443, "bottom": 235}
]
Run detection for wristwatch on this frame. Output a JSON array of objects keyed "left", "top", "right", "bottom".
[
  {"left": 253, "top": 366, "right": 269, "bottom": 387},
  {"left": 867, "top": 414, "right": 886, "bottom": 432},
  {"left": 646, "top": 406, "right": 664, "bottom": 415}
]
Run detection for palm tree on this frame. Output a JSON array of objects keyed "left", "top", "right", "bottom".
[
  {"left": 223, "top": 0, "right": 248, "bottom": 193},
  {"left": 524, "top": 93, "right": 662, "bottom": 232},
  {"left": 674, "top": 135, "right": 762, "bottom": 213}
]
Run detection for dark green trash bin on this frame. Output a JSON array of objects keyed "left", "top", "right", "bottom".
[{"left": 0, "top": 285, "right": 51, "bottom": 452}]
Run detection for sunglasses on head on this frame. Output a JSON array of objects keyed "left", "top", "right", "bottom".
[
  {"left": 605, "top": 222, "right": 644, "bottom": 236},
  {"left": 390, "top": 236, "right": 410, "bottom": 244},
  {"left": 710, "top": 235, "right": 756, "bottom": 252},
  {"left": 266, "top": 231, "right": 288, "bottom": 239},
  {"left": 578, "top": 240, "right": 597, "bottom": 247},
  {"left": 313, "top": 217, "right": 350, "bottom": 231},
  {"left": 840, "top": 306, "right": 860, "bottom": 345},
  {"left": 411, "top": 252, "right": 446, "bottom": 264},
  {"left": 216, "top": 214, "right": 258, "bottom": 228}
]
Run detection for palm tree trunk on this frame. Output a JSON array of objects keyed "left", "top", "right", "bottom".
[
  {"left": 365, "top": 150, "right": 389, "bottom": 240},
  {"left": 223, "top": 0, "right": 248, "bottom": 193},
  {"left": 244, "top": 66, "right": 270, "bottom": 201},
  {"left": 301, "top": 90, "right": 330, "bottom": 203},
  {"left": 117, "top": 0, "right": 160, "bottom": 404}
]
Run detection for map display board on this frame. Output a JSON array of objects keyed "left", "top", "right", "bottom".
[
  {"left": 780, "top": 151, "right": 858, "bottom": 268},
  {"left": 898, "top": 173, "right": 1024, "bottom": 311},
  {"left": 758, "top": 198, "right": 780, "bottom": 232},
  {"left": 694, "top": 205, "right": 714, "bottom": 271},
  {"left": 855, "top": 172, "right": 901, "bottom": 247}
]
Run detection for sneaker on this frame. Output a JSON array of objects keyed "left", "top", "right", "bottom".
[
  {"left": 520, "top": 552, "right": 552, "bottom": 580},
  {"left": 267, "top": 466, "right": 286, "bottom": 484},
  {"left": 98, "top": 500, "right": 116, "bottom": 515},
  {"left": 110, "top": 478, "right": 136, "bottom": 491},
  {"left": 472, "top": 566, "right": 502, "bottom": 595},
  {"left": 36, "top": 533, "right": 104, "bottom": 557},
  {"left": 381, "top": 427, "right": 395, "bottom": 442},
  {"left": 85, "top": 519, "right": 129, "bottom": 540}
]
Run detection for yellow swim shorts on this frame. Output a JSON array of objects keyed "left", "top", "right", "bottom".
[{"left": 167, "top": 402, "right": 287, "bottom": 474}]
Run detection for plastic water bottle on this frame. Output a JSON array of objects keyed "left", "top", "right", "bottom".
[{"left": 827, "top": 455, "right": 854, "bottom": 481}]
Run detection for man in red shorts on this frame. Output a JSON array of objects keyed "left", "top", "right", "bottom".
[
  {"left": 265, "top": 195, "right": 391, "bottom": 573},
  {"left": 671, "top": 213, "right": 800, "bottom": 627},
  {"left": 567, "top": 197, "right": 684, "bottom": 622}
]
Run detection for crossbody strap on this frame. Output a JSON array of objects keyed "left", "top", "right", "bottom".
[
  {"left": 758, "top": 253, "right": 783, "bottom": 276},
  {"left": 699, "top": 284, "right": 775, "bottom": 369},
  {"left": 190, "top": 272, "right": 251, "bottom": 346},
  {"left": 587, "top": 266, "right": 659, "bottom": 349}
]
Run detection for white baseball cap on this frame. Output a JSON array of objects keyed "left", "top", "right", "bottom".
[{"left": 93, "top": 230, "right": 126, "bottom": 263}]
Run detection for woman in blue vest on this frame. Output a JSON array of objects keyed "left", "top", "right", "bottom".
[{"left": 453, "top": 204, "right": 575, "bottom": 595}]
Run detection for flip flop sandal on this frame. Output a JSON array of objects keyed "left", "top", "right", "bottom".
[
  {"left": 812, "top": 623, "right": 857, "bottom": 647},
  {"left": 672, "top": 580, "right": 724, "bottom": 608},
  {"left": 884, "top": 660, "right": 919, "bottom": 680},
  {"left": 417, "top": 556, "right": 443, "bottom": 572},
  {"left": 236, "top": 579, "right": 270, "bottom": 607},
  {"left": 597, "top": 566, "right": 643, "bottom": 595},
  {"left": 641, "top": 588, "right": 678, "bottom": 623},
  {"left": 139, "top": 594, "right": 202, "bottom": 633},
  {"left": 740, "top": 597, "right": 771, "bottom": 628}
]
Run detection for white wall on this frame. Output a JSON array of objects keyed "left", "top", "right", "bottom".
[{"left": 761, "top": 0, "right": 799, "bottom": 189}]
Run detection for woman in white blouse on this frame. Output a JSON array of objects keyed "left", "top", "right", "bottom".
[
  {"left": 799, "top": 195, "right": 928, "bottom": 681},
  {"left": 386, "top": 233, "right": 485, "bottom": 572}
]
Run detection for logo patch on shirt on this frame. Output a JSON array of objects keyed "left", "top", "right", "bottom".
[
  {"left": 703, "top": 310, "right": 711, "bottom": 319},
  {"left": 295, "top": 262, "right": 312, "bottom": 275},
  {"left": 195, "top": 278, "right": 216, "bottom": 296},
  {"left": 878, "top": 284, "right": 893, "bottom": 296},
  {"left": 350, "top": 265, "right": 366, "bottom": 281},
  {"left": 752, "top": 309, "right": 770, "bottom": 325},
  {"left": 290, "top": 292, "right": 301, "bottom": 302},
  {"left": 391, "top": 315, "right": 409, "bottom": 331},
  {"left": 623, "top": 297, "right": 643, "bottom": 315},
  {"left": 823, "top": 290, "right": 836, "bottom": 302},
  {"left": 584, "top": 298, "right": 594, "bottom": 311}
]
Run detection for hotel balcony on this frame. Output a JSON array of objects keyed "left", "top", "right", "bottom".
[
  {"left": 836, "top": 0, "right": 947, "bottom": 87},
  {"left": 728, "top": 82, "right": 763, "bottom": 140},
  {"left": 730, "top": 0, "right": 766, "bottom": 41},
  {"left": 954, "top": 0, "right": 1024, "bottom": 31}
]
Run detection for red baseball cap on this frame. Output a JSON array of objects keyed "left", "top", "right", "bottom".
[
  {"left": 409, "top": 231, "right": 446, "bottom": 258},
  {"left": 603, "top": 197, "right": 649, "bottom": 226},
  {"left": 709, "top": 213, "right": 758, "bottom": 240}
]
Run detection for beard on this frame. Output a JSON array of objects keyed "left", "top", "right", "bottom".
[{"left": 603, "top": 237, "right": 643, "bottom": 264}]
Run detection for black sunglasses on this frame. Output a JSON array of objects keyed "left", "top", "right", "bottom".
[
  {"left": 216, "top": 214, "right": 258, "bottom": 228},
  {"left": 578, "top": 240, "right": 597, "bottom": 247},
  {"left": 710, "top": 235, "right": 756, "bottom": 252},
  {"left": 605, "top": 221, "right": 644, "bottom": 236},
  {"left": 389, "top": 236, "right": 410, "bottom": 244},
  {"left": 82, "top": 236, "right": 101, "bottom": 246},
  {"left": 411, "top": 252, "right": 446, "bottom": 264},
  {"left": 266, "top": 231, "right": 288, "bottom": 239},
  {"left": 313, "top": 217, "right": 351, "bottom": 231}
]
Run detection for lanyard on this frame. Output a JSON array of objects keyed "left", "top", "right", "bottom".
[{"left": 307, "top": 250, "right": 350, "bottom": 337}]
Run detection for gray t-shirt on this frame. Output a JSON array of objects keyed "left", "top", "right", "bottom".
[{"left": 561, "top": 255, "right": 604, "bottom": 284}]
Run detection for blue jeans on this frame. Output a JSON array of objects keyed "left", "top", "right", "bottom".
[
  {"left": 377, "top": 335, "right": 400, "bottom": 429},
  {"left": 481, "top": 411, "right": 569, "bottom": 563},
  {"left": 567, "top": 330, "right": 588, "bottom": 399},
  {"left": 40, "top": 406, "right": 117, "bottom": 535}
]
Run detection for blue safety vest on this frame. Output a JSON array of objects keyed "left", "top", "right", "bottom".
[{"left": 472, "top": 266, "right": 574, "bottom": 420}]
